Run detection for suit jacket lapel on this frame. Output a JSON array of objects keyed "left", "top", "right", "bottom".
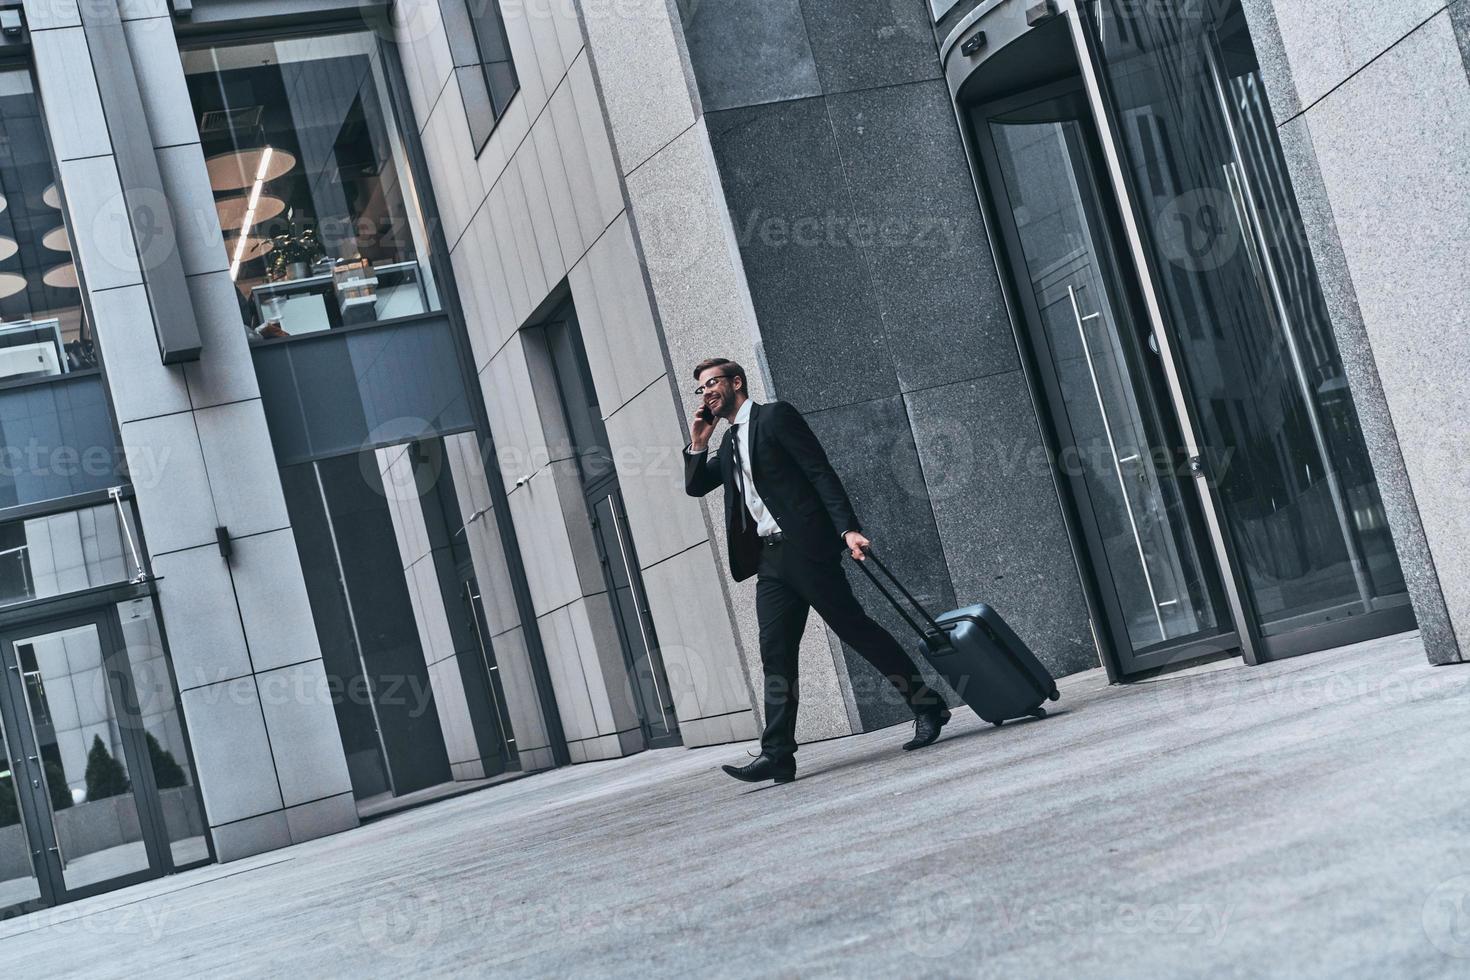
[{"left": 746, "top": 401, "right": 763, "bottom": 485}]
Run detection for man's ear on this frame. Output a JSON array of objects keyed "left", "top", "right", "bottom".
[{"left": 732, "top": 374, "right": 744, "bottom": 393}]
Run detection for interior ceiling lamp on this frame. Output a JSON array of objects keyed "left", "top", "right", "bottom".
[
  {"left": 0, "top": 272, "right": 25, "bottom": 298},
  {"left": 0, "top": 236, "right": 16, "bottom": 262},
  {"left": 43, "top": 263, "right": 78, "bottom": 290},
  {"left": 206, "top": 146, "right": 296, "bottom": 191},
  {"left": 215, "top": 192, "right": 286, "bottom": 233},
  {"left": 0, "top": 192, "right": 7, "bottom": 216},
  {"left": 227, "top": 146, "right": 287, "bottom": 281},
  {"left": 41, "top": 226, "right": 70, "bottom": 252},
  {"left": 42, "top": 183, "right": 60, "bottom": 209}
]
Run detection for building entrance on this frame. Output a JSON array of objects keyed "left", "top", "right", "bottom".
[
  {"left": 974, "top": 83, "right": 1236, "bottom": 674},
  {"left": 0, "top": 602, "right": 208, "bottom": 918},
  {"left": 956, "top": 0, "right": 1413, "bottom": 675}
]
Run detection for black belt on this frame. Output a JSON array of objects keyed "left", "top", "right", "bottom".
[{"left": 762, "top": 532, "right": 786, "bottom": 546}]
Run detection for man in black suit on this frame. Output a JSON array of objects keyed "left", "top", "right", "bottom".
[{"left": 684, "top": 358, "right": 950, "bottom": 784}]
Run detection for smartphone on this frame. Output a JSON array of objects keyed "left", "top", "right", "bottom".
[{"left": 696, "top": 406, "right": 714, "bottom": 424}]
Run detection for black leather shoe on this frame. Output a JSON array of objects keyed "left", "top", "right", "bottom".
[
  {"left": 722, "top": 754, "right": 796, "bottom": 784},
  {"left": 903, "top": 707, "right": 952, "bottom": 751}
]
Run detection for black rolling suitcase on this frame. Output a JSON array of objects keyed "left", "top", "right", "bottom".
[{"left": 856, "top": 550, "right": 1059, "bottom": 725}]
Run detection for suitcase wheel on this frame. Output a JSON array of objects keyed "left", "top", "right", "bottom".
[
  {"left": 1028, "top": 707, "right": 1048, "bottom": 720},
  {"left": 1048, "top": 688, "right": 1060, "bottom": 702},
  {"left": 991, "top": 719, "right": 1004, "bottom": 727}
]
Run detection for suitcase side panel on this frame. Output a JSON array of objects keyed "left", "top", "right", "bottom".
[
  {"left": 922, "top": 620, "right": 1046, "bottom": 723},
  {"left": 942, "top": 604, "right": 1057, "bottom": 699}
]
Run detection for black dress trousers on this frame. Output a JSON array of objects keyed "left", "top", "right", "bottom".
[{"left": 755, "top": 539, "right": 941, "bottom": 761}]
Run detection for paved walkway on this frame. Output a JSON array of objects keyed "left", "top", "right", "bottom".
[{"left": 3, "top": 631, "right": 1469, "bottom": 978}]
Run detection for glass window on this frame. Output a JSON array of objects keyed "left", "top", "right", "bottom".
[
  {"left": 468, "top": 1, "right": 518, "bottom": 119},
  {"left": 182, "top": 33, "right": 441, "bottom": 343},
  {"left": 0, "top": 501, "right": 142, "bottom": 609},
  {"left": 1086, "top": 0, "right": 1409, "bottom": 633},
  {"left": 442, "top": 0, "right": 520, "bottom": 149},
  {"left": 0, "top": 70, "right": 92, "bottom": 383}
]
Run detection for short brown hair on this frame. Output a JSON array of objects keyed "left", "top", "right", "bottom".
[{"left": 692, "top": 357, "right": 747, "bottom": 391}]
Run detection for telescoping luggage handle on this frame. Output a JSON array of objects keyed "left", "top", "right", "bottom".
[{"left": 852, "top": 548, "right": 951, "bottom": 651}]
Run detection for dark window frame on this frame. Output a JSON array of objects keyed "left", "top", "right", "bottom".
[{"left": 438, "top": 0, "right": 520, "bottom": 155}]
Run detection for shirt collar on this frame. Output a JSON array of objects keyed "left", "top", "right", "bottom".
[{"left": 734, "top": 399, "right": 756, "bottom": 426}]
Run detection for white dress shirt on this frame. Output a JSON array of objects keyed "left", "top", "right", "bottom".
[{"left": 732, "top": 400, "right": 782, "bottom": 538}]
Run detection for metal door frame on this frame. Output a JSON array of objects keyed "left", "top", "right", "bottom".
[
  {"left": 1059, "top": 0, "right": 1272, "bottom": 668},
  {"left": 0, "top": 605, "right": 179, "bottom": 914}
]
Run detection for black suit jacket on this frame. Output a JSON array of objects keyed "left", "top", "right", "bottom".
[{"left": 685, "top": 400, "right": 860, "bottom": 582}]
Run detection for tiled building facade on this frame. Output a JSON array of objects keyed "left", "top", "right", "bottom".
[{"left": 0, "top": 0, "right": 1465, "bottom": 916}]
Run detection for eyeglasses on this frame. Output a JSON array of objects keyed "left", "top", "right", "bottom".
[{"left": 693, "top": 373, "right": 735, "bottom": 396}]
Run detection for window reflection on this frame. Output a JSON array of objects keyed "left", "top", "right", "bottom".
[
  {"left": 0, "top": 70, "right": 91, "bottom": 383},
  {"left": 182, "top": 33, "right": 440, "bottom": 343},
  {"left": 0, "top": 502, "right": 140, "bottom": 609},
  {"left": 1088, "top": 0, "right": 1408, "bottom": 632}
]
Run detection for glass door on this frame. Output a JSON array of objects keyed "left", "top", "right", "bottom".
[
  {"left": 0, "top": 707, "right": 45, "bottom": 914},
  {"left": 1077, "top": 0, "right": 1412, "bottom": 654},
  {"left": 0, "top": 615, "right": 155, "bottom": 909},
  {"left": 973, "top": 86, "right": 1236, "bottom": 673},
  {"left": 0, "top": 605, "right": 206, "bottom": 916}
]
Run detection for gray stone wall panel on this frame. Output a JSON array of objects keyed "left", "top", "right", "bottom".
[
  {"left": 705, "top": 98, "right": 897, "bottom": 413},
  {"left": 907, "top": 372, "right": 1098, "bottom": 676},
  {"left": 825, "top": 80, "right": 1020, "bottom": 393},
  {"left": 799, "top": 0, "right": 942, "bottom": 95}
]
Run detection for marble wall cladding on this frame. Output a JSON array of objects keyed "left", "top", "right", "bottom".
[
  {"left": 825, "top": 80, "right": 1020, "bottom": 392},
  {"left": 1301, "top": 12, "right": 1470, "bottom": 657},
  {"left": 576, "top": 0, "right": 699, "bottom": 174},
  {"left": 680, "top": 0, "right": 821, "bottom": 112},
  {"left": 1271, "top": 117, "right": 1458, "bottom": 663},
  {"left": 798, "top": 0, "right": 942, "bottom": 94},
  {"left": 705, "top": 98, "right": 897, "bottom": 412},
  {"left": 804, "top": 395, "right": 958, "bottom": 729},
  {"left": 907, "top": 372, "right": 1098, "bottom": 676},
  {"left": 1268, "top": 0, "right": 1447, "bottom": 108},
  {"left": 639, "top": 545, "right": 759, "bottom": 726}
]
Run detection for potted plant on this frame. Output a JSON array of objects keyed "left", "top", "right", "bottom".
[{"left": 268, "top": 225, "right": 325, "bottom": 281}]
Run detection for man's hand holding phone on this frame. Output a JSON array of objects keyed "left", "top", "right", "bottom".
[{"left": 690, "top": 405, "right": 717, "bottom": 452}]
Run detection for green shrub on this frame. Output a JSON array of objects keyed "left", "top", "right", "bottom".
[
  {"left": 84, "top": 736, "right": 130, "bottom": 802},
  {"left": 146, "top": 733, "right": 188, "bottom": 789},
  {"left": 0, "top": 783, "right": 17, "bottom": 828},
  {"left": 44, "top": 759, "right": 72, "bottom": 811}
]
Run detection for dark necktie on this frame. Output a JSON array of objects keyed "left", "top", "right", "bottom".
[{"left": 730, "top": 424, "right": 749, "bottom": 533}]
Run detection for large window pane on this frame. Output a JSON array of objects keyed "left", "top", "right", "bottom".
[
  {"left": 0, "top": 502, "right": 140, "bottom": 609},
  {"left": 1088, "top": 0, "right": 1408, "bottom": 634},
  {"left": 467, "top": 1, "right": 519, "bottom": 118},
  {"left": 183, "top": 33, "right": 441, "bottom": 342},
  {"left": 0, "top": 70, "right": 92, "bottom": 383}
]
